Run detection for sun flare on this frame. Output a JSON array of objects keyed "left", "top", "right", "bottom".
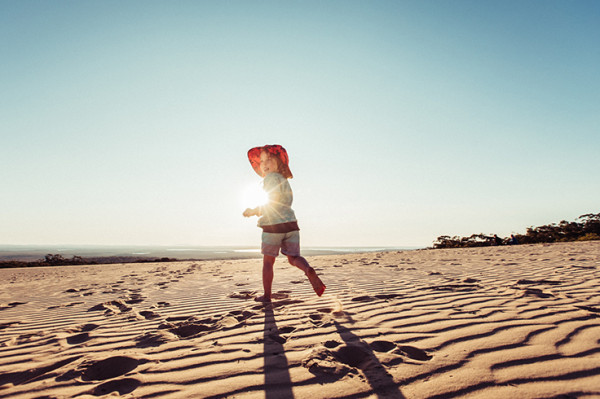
[{"left": 241, "top": 183, "right": 268, "bottom": 209}]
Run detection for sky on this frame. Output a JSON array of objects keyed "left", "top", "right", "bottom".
[{"left": 1, "top": 0, "right": 599, "bottom": 248}]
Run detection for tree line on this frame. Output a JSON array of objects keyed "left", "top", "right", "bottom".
[
  {"left": 433, "top": 213, "right": 600, "bottom": 249},
  {"left": 0, "top": 254, "right": 178, "bottom": 268}
]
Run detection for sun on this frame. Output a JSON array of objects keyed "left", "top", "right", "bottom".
[{"left": 241, "top": 182, "right": 268, "bottom": 209}]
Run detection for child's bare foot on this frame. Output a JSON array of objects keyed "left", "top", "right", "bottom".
[
  {"left": 306, "top": 268, "right": 326, "bottom": 297},
  {"left": 254, "top": 295, "right": 272, "bottom": 303}
]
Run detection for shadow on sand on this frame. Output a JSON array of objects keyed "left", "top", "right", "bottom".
[
  {"left": 264, "top": 305, "right": 295, "bottom": 399},
  {"left": 334, "top": 321, "right": 406, "bottom": 399}
]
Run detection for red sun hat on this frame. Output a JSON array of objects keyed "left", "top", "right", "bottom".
[{"left": 247, "top": 144, "right": 293, "bottom": 179}]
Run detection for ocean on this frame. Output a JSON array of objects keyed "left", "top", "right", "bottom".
[{"left": 0, "top": 245, "right": 418, "bottom": 262}]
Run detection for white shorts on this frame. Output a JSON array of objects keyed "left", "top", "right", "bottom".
[{"left": 261, "top": 230, "right": 300, "bottom": 257}]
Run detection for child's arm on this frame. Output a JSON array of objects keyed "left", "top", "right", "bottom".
[
  {"left": 243, "top": 174, "right": 280, "bottom": 218},
  {"left": 243, "top": 207, "right": 262, "bottom": 217}
]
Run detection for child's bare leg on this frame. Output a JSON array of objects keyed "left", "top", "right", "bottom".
[
  {"left": 287, "top": 255, "right": 326, "bottom": 296},
  {"left": 286, "top": 255, "right": 309, "bottom": 273},
  {"left": 256, "top": 255, "right": 276, "bottom": 302}
]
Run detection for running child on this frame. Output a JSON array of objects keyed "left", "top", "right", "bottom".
[{"left": 243, "top": 144, "right": 326, "bottom": 302}]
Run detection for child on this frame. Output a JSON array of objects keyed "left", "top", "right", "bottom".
[{"left": 243, "top": 144, "right": 326, "bottom": 302}]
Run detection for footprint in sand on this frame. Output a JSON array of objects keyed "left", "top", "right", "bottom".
[
  {"left": 63, "top": 324, "right": 99, "bottom": 346},
  {"left": 272, "top": 291, "right": 291, "bottom": 299},
  {"left": 304, "top": 341, "right": 399, "bottom": 378},
  {"left": 394, "top": 345, "right": 432, "bottom": 361},
  {"left": 522, "top": 288, "right": 554, "bottom": 299},
  {"left": 125, "top": 293, "right": 145, "bottom": 304},
  {"left": 228, "top": 310, "right": 257, "bottom": 322},
  {"left": 278, "top": 326, "right": 296, "bottom": 334},
  {"left": 135, "top": 331, "right": 174, "bottom": 348},
  {"left": 159, "top": 314, "right": 249, "bottom": 339},
  {"left": 369, "top": 340, "right": 397, "bottom": 353},
  {"left": 335, "top": 344, "right": 373, "bottom": 368},
  {"left": 308, "top": 312, "right": 336, "bottom": 327},
  {"left": 304, "top": 338, "right": 432, "bottom": 378},
  {"left": 309, "top": 314, "right": 324, "bottom": 322},
  {"left": 78, "top": 324, "right": 99, "bottom": 332},
  {"left": 302, "top": 347, "right": 353, "bottom": 377},
  {"left": 91, "top": 378, "right": 141, "bottom": 396},
  {"left": 81, "top": 356, "right": 140, "bottom": 381},
  {"left": 368, "top": 340, "right": 432, "bottom": 361},
  {"left": 168, "top": 321, "right": 215, "bottom": 338},
  {"left": 229, "top": 291, "right": 257, "bottom": 300},
  {"left": 67, "top": 333, "right": 91, "bottom": 345},
  {"left": 64, "top": 287, "right": 93, "bottom": 296},
  {"left": 139, "top": 310, "right": 161, "bottom": 320},
  {"left": 57, "top": 356, "right": 141, "bottom": 384},
  {"left": 88, "top": 300, "right": 132, "bottom": 314}
]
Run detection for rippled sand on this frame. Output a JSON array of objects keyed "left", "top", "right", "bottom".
[{"left": 1, "top": 241, "right": 599, "bottom": 398}]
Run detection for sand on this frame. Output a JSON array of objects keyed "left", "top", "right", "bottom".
[{"left": 1, "top": 240, "right": 599, "bottom": 399}]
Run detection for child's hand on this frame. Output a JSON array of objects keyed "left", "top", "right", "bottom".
[{"left": 243, "top": 208, "right": 255, "bottom": 217}]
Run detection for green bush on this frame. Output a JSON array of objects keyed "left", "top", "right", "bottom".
[{"left": 577, "top": 233, "right": 600, "bottom": 241}]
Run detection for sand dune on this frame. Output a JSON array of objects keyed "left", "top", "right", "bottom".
[{"left": 1, "top": 241, "right": 599, "bottom": 398}]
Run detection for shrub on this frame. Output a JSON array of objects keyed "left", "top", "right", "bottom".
[
  {"left": 433, "top": 212, "right": 599, "bottom": 249},
  {"left": 577, "top": 233, "right": 600, "bottom": 241}
]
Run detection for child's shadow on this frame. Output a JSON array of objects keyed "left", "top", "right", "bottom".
[
  {"left": 334, "top": 321, "right": 406, "bottom": 398},
  {"left": 264, "top": 306, "right": 294, "bottom": 399}
]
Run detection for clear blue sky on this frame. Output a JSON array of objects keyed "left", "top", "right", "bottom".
[{"left": 1, "top": 0, "right": 599, "bottom": 248}]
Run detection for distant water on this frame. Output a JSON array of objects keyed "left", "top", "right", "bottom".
[{"left": 0, "top": 245, "right": 419, "bottom": 262}]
